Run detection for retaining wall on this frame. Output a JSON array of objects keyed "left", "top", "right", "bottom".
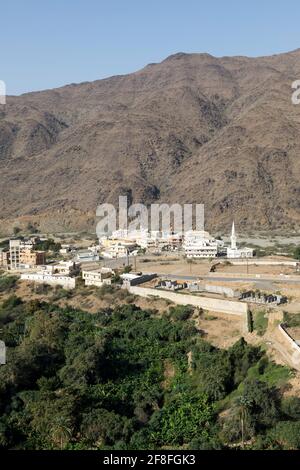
[
  {"left": 278, "top": 323, "right": 300, "bottom": 355},
  {"left": 128, "top": 286, "right": 248, "bottom": 316}
]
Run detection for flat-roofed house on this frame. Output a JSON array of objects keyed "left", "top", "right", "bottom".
[{"left": 82, "top": 267, "right": 114, "bottom": 287}]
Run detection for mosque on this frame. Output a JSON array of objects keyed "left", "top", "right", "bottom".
[{"left": 226, "top": 222, "right": 254, "bottom": 259}]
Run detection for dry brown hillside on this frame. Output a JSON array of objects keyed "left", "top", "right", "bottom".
[{"left": 1, "top": 49, "right": 300, "bottom": 234}]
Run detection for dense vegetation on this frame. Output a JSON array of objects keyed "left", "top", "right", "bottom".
[
  {"left": 0, "top": 275, "right": 18, "bottom": 293},
  {"left": 0, "top": 297, "right": 299, "bottom": 450},
  {"left": 33, "top": 238, "right": 61, "bottom": 253}
]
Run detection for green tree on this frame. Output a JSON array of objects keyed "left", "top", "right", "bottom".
[
  {"left": 149, "top": 392, "right": 214, "bottom": 446},
  {"left": 50, "top": 415, "right": 73, "bottom": 450},
  {"left": 293, "top": 246, "right": 300, "bottom": 260},
  {"left": 269, "top": 421, "right": 300, "bottom": 450}
]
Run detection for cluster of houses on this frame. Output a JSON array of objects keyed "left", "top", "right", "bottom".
[
  {"left": 98, "top": 229, "right": 183, "bottom": 259},
  {"left": 20, "top": 261, "right": 81, "bottom": 289},
  {"left": 96, "top": 222, "right": 254, "bottom": 260},
  {"left": 1, "top": 238, "right": 46, "bottom": 270},
  {"left": 0, "top": 221, "right": 255, "bottom": 291},
  {"left": 0, "top": 234, "right": 288, "bottom": 311}
]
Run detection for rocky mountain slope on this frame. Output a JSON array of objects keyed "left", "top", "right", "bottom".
[{"left": 1, "top": 49, "right": 300, "bottom": 234}]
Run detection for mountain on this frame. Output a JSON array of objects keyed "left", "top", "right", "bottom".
[{"left": 1, "top": 49, "right": 300, "bottom": 234}]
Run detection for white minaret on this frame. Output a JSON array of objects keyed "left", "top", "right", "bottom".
[{"left": 231, "top": 221, "right": 237, "bottom": 250}]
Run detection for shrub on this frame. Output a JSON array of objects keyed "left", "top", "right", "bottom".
[
  {"left": 253, "top": 311, "right": 268, "bottom": 336},
  {"left": 0, "top": 275, "right": 19, "bottom": 293},
  {"left": 169, "top": 305, "right": 194, "bottom": 321}
]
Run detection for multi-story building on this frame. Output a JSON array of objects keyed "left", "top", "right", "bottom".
[
  {"left": 20, "top": 248, "right": 46, "bottom": 267},
  {"left": 0, "top": 250, "right": 10, "bottom": 269},
  {"left": 183, "top": 230, "right": 219, "bottom": 258},
  {"left": 9, "top": 239, "right": 21, "bottom": 270},
  {"left": 101, "top": 241, "right": 138, "bottom": 259},
  {"left": 82, "top": 267, "right": 114, "bottom": 287},
  {"left": 45, "top": 260, "right": 81, "bottom": 276},
  {"left": 20, "top": 261, "right": 80, "bottom": 289},
  {"left": 9, "top": 239, "right": 46, "bottom": 270}
]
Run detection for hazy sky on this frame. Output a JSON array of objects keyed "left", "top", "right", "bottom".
[{"left": 1, "top": 0, "right": 300, "bottom": 95}]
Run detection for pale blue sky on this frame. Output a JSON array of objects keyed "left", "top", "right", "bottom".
[{"left": 1, "top": 0, "right": 300, "bottom": 95}]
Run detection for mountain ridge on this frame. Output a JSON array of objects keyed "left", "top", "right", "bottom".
[{"left": 1, "top": 49, "right": 300, "bottom": 234}]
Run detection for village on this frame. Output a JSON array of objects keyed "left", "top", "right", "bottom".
[{"left": 2, "top": 223, "right": 300, "bottom": 374}]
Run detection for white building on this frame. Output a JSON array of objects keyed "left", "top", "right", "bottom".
[
  {"left": 111, "top": 228, "right": 148, "bottom": 241},
  {"left": 226, "top": 222, "right": 254, "bottom": 259},
  {"left": 183, "top": 230, "right": 219, "bottom": 258},
  {"left": 101, "top": 242, "right": 137, "bottom": 259},
  {"left": 82, "top": 267, "right": 114, "bottom": 287},
  {"left": 20, "top": 272, "right": 76, "bottom": 289},
  {"left": 75, "top": 251, "right": 100, "bottom": 262},
  {"left": 20, "top": 260, "right": 80, "bottom": 289},
  {"left": 44, "top": 260, "right": 81, "bottom": 276},
  {"left": 9, "top": 239, "right": 21, "bottom": 270},
  {"left": 121, "top": 272, "right": 157, "bottom": 287}
]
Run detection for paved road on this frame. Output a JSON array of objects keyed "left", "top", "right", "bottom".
[{"left": 154, "top": 273, "right": 300, "bottom": 285}]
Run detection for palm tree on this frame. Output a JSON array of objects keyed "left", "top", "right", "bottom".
[
  {"left": 235, "top": 396, "right": 252, "bottom": 448},
  {"left": 50, "top": 416, "right": 73, "bottom": 450}
]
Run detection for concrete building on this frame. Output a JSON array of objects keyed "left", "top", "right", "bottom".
[
  {"left": 59, "top": 244, "right": 72, "bottom": 255},
  {"left": 20, "top": 272, "right": 76, "bottom": 289},
  {"left": 9, "top": 239, "right": 21, "bottom": 270},
  {"left": 106, "top": 229, "right": 182, "bottom": 252},
  {"left": 82, "top": 267, "right": 114, "bottom": 287},
  {"left": 45, "top": 260, "right": 80, "bottom": 276},
  {"left": 240, "top": 291, "right": 287, "bottom": 305},
  {"left": 156, "top": 279, "right": 187, "bottom": 291},
  {"left": 75, "top": 251, "right": 100, "bottom": 263},
  {"left": 183, "top": 230, "right": 218, "bottom": 258},
  {"left": 9, "top": 239, "right": 46, "bottom": 270},
  {"left": 226, "top": 222, "right": 254, "bottom": 259},
  {"left": 121, "top": 272, "right": 157, "bottom": 287},
  {"left": 19, "top": 260, "right": 79, "bottom": 289},
  {"left": 101, "top": 241, "right": 137, "bottom": 259},
  {"left": 0, "top": 250, "right": 10, "bottom": 269},
  {"left": 20, "top": 249, "right": 46, "bottom": 267},
  {"left": 111, "top": 229, "right": 148, "bottom": 242}
]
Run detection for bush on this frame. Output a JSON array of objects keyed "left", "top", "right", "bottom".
[
  {"left": 281, "top": 397, "right": 300, "bottom": 420},
  {"left": 51, "top": 286, "right": 73, "bottom": 300},
  {"left": 268, "top": 421, "right": 300, "bottom": 449},
  {"left": 0, "top": 275, "right": 19, "bottom": 293},
  {"left": 253, "top": 311, "right": 268, "bottom": 336},
  {"left": 169, "top": 305, "right": 194, "bottom": 321},
  {"left": 293, "top": 246, "right": 300, "bottom": 260}
]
